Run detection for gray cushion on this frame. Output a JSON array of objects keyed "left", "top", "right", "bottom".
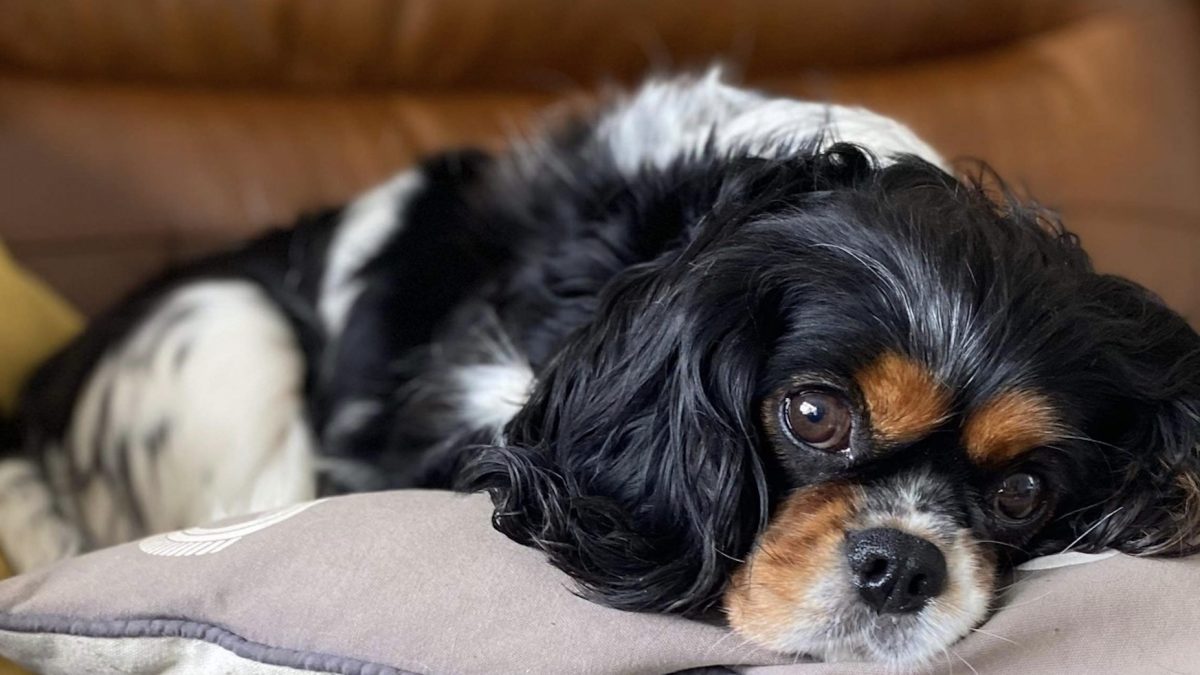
[{"left": 0, "top": 490, "right": 1196, "bottom": 674}]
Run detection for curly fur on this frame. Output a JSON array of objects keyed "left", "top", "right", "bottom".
[{"left": 9, "top": 73, "right": 1200, "bottom": 664}]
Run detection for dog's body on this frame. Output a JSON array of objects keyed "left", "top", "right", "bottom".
[{"left": 4, "top": 73, "right": 1199, "bottom": 666}]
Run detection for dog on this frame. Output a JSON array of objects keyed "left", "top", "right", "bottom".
[{"left": 2, "top": 70, "right": 1198, "bottom": 666}]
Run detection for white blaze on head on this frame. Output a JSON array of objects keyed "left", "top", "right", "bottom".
[{"left": 596, "top": 68, "right": 946, "bottom": 176}]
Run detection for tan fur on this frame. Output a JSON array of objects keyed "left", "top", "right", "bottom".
[
  {"left": 723, "top": 484, "right": 860, "bottom": 645},
  {"left": 856, "top": 352, "right": 949, "bottom": 445},
  {"left": 962, "top": 390, "right": 1061, "bottom": 466}
]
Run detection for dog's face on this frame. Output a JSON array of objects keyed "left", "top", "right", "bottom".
[{"left": 466, "top": 146, "right": 1200, "bottom": 665}]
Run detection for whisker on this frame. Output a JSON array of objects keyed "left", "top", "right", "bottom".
[
  {"left": 703, "top": 629, "right": 738, "bottom": 657},
  {"left": 1059, "top": 507, "right": 1124, "bottom": 554},
  {"left": 992, "top": 578, "right": 1028, "bottom": 596},
  {"left": 1054, "top": 495, "right": 1119, "bottom": 522},
  {"left": 705, "top": 628, "right": 759, "bottom": 660},
  {"left": 731, "top": 634, "right": 759, "bottom": 656},
  {"left": 969, "top": 626, "right": 1021, "bottom": 646},
  {"left": 952, "top": 649, "right": 981, "bottom": 675},
  {"left": 1001, "top": 590, "right": 1053, "bottom": 610},
  {"left": 1053, "top": 432, "right": 1134, "bottom": 456},
  {"left": 935, "top": 596, "right": 1022, "bottom": 647},
  {"left": 930, "top": 597, "right": 971, "bottom": 620},
  {"left": 973, "top": 538, "right": 1028, "bottom": 553}
]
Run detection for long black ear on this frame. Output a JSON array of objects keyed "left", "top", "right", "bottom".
[
  {"left": 460, "top": 246, "right": 771, "bottom": 614},
  {"left": 1073, "top": 276, "right": 1200, "bottom": 556}
]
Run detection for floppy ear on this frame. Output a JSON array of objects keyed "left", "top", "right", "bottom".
[
  {"left": 1073, "top": 276, "right": 1200, "bottom": 557},
  {"left": 458, "top": 146, "right": 877, "bottom": 611},
  {"left": 459, "top": 250, "right": 771, "bottom": 614},
  {"left": 1109, "top": 397, "right": 1200, "bottom": 556}
]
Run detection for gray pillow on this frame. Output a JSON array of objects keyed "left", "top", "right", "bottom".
[{"left": 0, "top": 490, "right": 1196, "bottom": 674}]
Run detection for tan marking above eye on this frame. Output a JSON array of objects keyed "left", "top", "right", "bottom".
[
  {"left": 723, "top": 483, "right": 861, "bottom": 647},
  {"left": 856, "top": 352, "right": 950, "bottom": 445},
  {"left": 962, "top": 390, "right": 1062, "bottom": 466}
]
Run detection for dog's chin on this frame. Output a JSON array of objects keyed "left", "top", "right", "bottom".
[
  {"left": 822, "top": 597, "right": 986, "bottom": 667},
  {"left": 736, "top": 594, "right": 988, "bottom": 668}
]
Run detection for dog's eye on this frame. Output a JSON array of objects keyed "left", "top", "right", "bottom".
[
  {"left": 782, "top": 390, "right": 852, "bottom": 451},
  {"left": 992, "top": 472, "right": 1045, "bottom": 522}
]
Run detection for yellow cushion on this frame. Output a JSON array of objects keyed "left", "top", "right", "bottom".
[{"left": 0, "top": 243, "right": 81, "bottom": 415}]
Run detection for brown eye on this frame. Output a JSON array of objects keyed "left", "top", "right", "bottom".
[
  {"left": 782, "top": 390, "right": 852, "bottom": 451},
  {"left": 993, "top": 472, "right": 1045, "bottom": 522}
]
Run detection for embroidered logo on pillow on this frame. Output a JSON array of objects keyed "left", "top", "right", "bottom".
[{"left": 138, "top": 500, "right": 324, "bottom": 557}]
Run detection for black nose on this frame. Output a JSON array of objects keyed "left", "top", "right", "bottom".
[{"left": 845, "top": 528, "right": 947, "bottom": 614}]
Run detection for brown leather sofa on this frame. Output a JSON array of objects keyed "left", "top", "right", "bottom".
[{"left": 1, "top": 0, "right": 1197, "bottom": 324}]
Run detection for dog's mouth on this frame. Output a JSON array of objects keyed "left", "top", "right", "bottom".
[{"left": 723, "top": 480, "right": 994, "bottom": 666}]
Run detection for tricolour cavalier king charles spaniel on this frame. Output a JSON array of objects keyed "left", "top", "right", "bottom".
[{"left": 3, "top": 71, "right": 1199, "bottom": 666}]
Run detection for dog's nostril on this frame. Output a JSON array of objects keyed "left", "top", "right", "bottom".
[
  {"left": 907, "top": 573, "right": 928, "bottom": 597},
  {"left": 845, "top": 528, "right": 947, "bottom": 615},
  {"left": 863, "top": 556, "right": 889, "bottom": 583}
]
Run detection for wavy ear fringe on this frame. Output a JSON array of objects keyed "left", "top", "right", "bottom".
[
  {"left": 459, "top": 376, "right": 770, "bottom": 615},
  {"left": 456, "top": 252, "right": 775, "bottom": 613},
  {"left": 1102, "top": 401, "right": 1200, "bottom": 558},
  {"left": 1066, "top": 276, "right": 1200, "bottom": 558},
  {"left": 460, "top": 446, "right": 712, "bottom": 610},
  {"left": 459, "top": 146, "right": 893, "bottom": 614}
]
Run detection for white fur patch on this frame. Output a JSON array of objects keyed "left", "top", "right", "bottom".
[
  {"left": 48, "top": 281, "right": 314, "bottom": 556},
  {"left": 854, "top": 483, "right": 991, "bottom": 666},
  {"left": 0, "top": 458, "right": 83, "bottom": 573},
  {"left": 597, "top": 69, "right": 946, "bottom": 175},
  {"left": 452, "top": 361, "right": 536, "bottom": 438},
  {"left": 319, "top": 171, "right": 424, "bottom": 333},
  {"left": 390, "top": 307, "right": 537, "bottom": 447}
]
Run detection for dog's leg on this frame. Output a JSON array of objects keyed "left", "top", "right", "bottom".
[
  {"left": 25, "top": 280, "right": 315, "bottom": 558},
  {"left": 0, "top": 457, "right": 83, "bottom": 573}
]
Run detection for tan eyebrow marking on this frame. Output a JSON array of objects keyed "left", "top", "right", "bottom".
[
  {"left": 856, "top": 352, "right": 950, "bottom": 445},
  {"left": 962, "top": 390, "right": 1062, "bottom": 466}
]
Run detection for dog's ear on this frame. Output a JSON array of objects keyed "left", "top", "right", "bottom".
[
  {"left": 1071, "top": 276, "right": 1200, "bottom": 557},
  {"left": 460, "top": 249, "right": 771, "bottom": 614},
  {"left": 457, "top": 146, "right": 876, "bottom": 612},
  {"left": 1109, "top": 398, "right": 1200, "bottom": 556}
]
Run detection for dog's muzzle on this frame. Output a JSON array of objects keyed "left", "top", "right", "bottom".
[{"left": 723, "top": 475, "right": 993, "bottom": 666}]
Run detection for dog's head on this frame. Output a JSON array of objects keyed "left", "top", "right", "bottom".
[{"left": 463, "top": 114, "right": 1200, "bottom": 664}]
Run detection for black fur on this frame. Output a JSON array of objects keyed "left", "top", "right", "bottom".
[
  {"left": 452, "top": 141, "right": 1200, "bottom": 613},
  {"left": 16, "top": 101, "right": 1200, "bottom": 630}
]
